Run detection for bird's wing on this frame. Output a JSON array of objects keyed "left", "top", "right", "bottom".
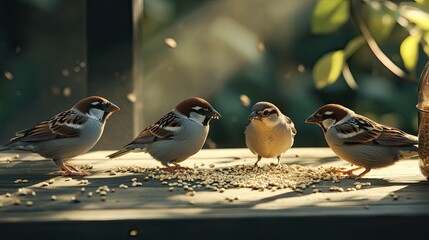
[
  {"left": 374, "top": 126, "right": 418, "bottom": 146},
  {"left": 10, "top": 110, "right": 86, "bottom": 143},
  {"left": 334, "top": 115, "right": 383, "bottom": 144},
  {"left": 284, "top": 115, "right": 297, "bottom": 135},
  {"left": 127, "top": 112, "right": 180, "bottom": 145}
]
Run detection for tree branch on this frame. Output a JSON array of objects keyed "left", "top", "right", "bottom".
[{"left": 350, "top": 0, "right": 418, "bottom": 84}]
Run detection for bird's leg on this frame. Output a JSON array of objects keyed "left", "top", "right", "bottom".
[
  {"left": 160, "top": 163, "right": 192, "bottom": 172},
  {"left": 355, "top": 168, "right": 371, "bottom": 179},
  {"left": 340, "top": 166, "right": 364, "bottom": 178},
  {"left": 171, "top": 163, "right": 192, "bottom": 170},
  {"left": 254, "top": 156, "right": 262, "bottom": 167},
  {"left": 53, "top": 159, "right": 90, "bottom": 176},
  {"left": 276, "top": 155, "right": 282, "bottom": 166}
]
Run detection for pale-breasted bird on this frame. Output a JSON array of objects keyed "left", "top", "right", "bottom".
[
  {"left": 107, "top": 97, "right": 221, "bottom": 170},
  {"left": 305, "top": 104, "right": 418, "bottom": 178},
  {"left": 244, "top": 101, "right": 297, "bottom": 166},
  {"left": 0, "top": 96, "right": 120, "bottom": 175}
]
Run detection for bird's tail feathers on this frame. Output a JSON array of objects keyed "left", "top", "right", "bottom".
[
  {"left": 0, "top": 143, "right": 12, "bottom": 152},
  {"left": 399, "top": 148, "right": 419, "bottom": 159},
  {"left": 106, "top": 148, "right": 131, "bottom": 159}
]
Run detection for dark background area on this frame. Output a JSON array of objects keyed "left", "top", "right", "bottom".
[{"left": 0, "top": 0, "right": 425, "bottom": 149}]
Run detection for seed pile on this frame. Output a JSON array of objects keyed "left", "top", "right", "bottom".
[
  {"left": 106, "top": 165, "right": 145, "bottom": 175},
  {"left": 1, "top": 162, "right": 378, "bottom": 208},
  {"left": 139, "top": 164, "right": 345, "bottom": 192}
]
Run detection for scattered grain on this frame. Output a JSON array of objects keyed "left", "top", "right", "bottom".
[
  {"left": 79, "top": 180, "right": 89, "bottom": 185},
  {"left": 14, "top": 179, "right": 23, "bottom": 184},
  {"left": 129, "top": 229, "right": 139, "bottom": 237},
  {"left": 18, "top": 188, "right": 28, "bottom": 196},
  {"left": 71, "top": 194, "right": 81, "bottom": 203},
  {"left": 51, "top": 195, "right": 57, "bottom": 201},
  {"left": 186, "top": 191, "right": 196, "bottom": 196}
]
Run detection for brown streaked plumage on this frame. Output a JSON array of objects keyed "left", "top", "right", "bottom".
[
  {"left": 107, "top": 97, "right": 220, "bottom": 170},
  {"left": 306, "top": 104, "right": 418, "bottom": 178},
  {"left": 0, "top": 96, "right": 119, "bottom": 176}
]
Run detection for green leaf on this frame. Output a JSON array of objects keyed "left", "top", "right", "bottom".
[
  {"left": 400, "top": 3, "right": 429, "bottom": 30},
  {"left": 344, "top": 36, "right": 365, "bottom": 58},
  {"left": 313, "top": 50, "right": 345, "bottom": 88},
  {"left": 312, "top": 0, "right": 350, "bottom": 34},
  {"left": 416, "top": 0, "right": 429, "bottom": 6},
  {"left": 366, "top": 3, "right": 396, "bottom": 42},
  {"left": 423, "top": 33, "right": 429, "bottom": 57},
  {"left": 400, "top": 34, "right": 421, "bottom": 72}
]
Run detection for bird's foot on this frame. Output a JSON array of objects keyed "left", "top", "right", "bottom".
[
  {"left": 253, "top": 156, "right": 262, "bottom": 168},
  {"left": 53, "top": 170, "right": 91, "bottom": 176},
  {"left": 160, "top": 164, "right": 193, "bottom": 172},
  {"left": 54, "top": 162, "right": 91, "bottom": 176},
  {"left": 340, "top": 167, "right": 369, "bottom": 179},
  {"left": 273, "top": 162, "right": 284, "bottom": 168}
]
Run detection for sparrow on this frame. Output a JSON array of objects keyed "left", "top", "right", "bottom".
[
  {"left": 305, "top": 104, "right": 418, "bottom": 178},
  {"left": 107, "top": 97, "right": 221, "bottom": 169},
  {"left": 244, "top": 101, "right": 297, "bottom": 167},
  {"left": 0, "top": 96, "right": 120, "bottom": 176}
]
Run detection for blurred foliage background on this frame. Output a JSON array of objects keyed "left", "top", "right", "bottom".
[{"left": 0, "top": 0, "right": 428, "bottom": 149}]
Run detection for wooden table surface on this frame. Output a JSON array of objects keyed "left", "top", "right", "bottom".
[{"left": 1, "top": 148, "right": 428, "bottom": 239}]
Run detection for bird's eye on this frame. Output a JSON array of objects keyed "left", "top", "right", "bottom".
[
  {"left": 193, "top": 108, "right": 206, "bottom": 115},
  {"left": 262, "top": 110, "right": 270, "bottom": 116},
  {"left": 321, "top": 112, "right": 334, "bottom": 119}
]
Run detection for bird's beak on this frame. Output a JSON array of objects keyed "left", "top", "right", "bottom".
[
  {"left": 107, "top": 103, "right": 120, "bottom": 113},
  {"left": 210, "top": 109, "right": 221, "bottom": 119},
  {"left": 248, "top": 111, "right": 261, "bottom": 120},
  {"left": 305, "top": 115, "right": 318, "bottom": 124}
]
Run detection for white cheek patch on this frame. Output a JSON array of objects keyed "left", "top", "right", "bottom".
[
  {"left": 262, "top": 114, "right": 280, "bottom": 127},
  {"left": 189, "top": 111, "right": 206, "bottom": 125},
  {"left": 321, "top": 118, "right": 336, "bottom": 129},
  {"left": 87, "top": 108, "right": 105, "bottom": 120},
  {"left": 335, "top": 114, "right": 353, "bottom": 125}
]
